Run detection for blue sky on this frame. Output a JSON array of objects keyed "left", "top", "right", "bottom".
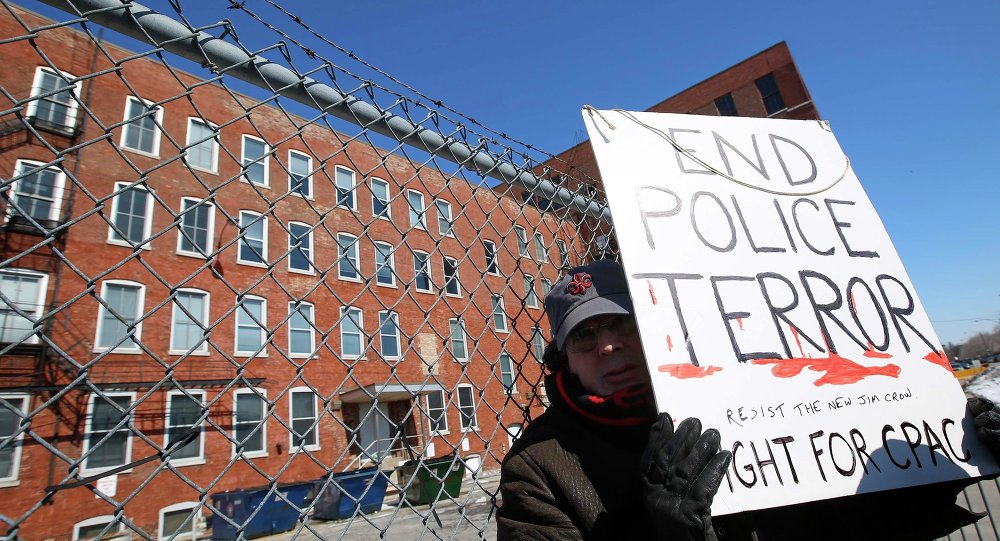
[{"left": 23, "top": 0, "right": 1000, "bottom": 345}]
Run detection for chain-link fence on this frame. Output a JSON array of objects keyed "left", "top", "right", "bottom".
[{"left": 2, "top": 2, "right": 999, "bottom": 541}]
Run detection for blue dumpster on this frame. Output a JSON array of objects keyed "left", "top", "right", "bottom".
[
  {"left": 210, "top": 482, "right": 315, "bottom": 539},
  {"left": 313, "top": 467, "right": 389, "bottom": 520}
]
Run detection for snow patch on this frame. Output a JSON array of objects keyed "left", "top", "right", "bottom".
[{"left": 965, "top": 365, "right": 1000, "bottom": 403}]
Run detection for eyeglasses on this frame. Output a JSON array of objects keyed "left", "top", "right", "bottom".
[{"left": 564, "top": 315, "right": 639, "bottom": 353}]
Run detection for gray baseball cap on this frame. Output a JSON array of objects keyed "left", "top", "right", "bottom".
[{"left": 545, "top": 259, "right": 635, "bottom": 350}]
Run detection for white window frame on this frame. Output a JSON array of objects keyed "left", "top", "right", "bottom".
[
  {"left": 370, "top": 177, "right": 390, "bottom": 220},
  {"left": 0, "top": 394, "right": 29, "bottom": 486},
  {"left": 340, "top": 306, "right": 364, "bottom": 360},
  {"left": 413, "top": 250, "right": 432, "bottom": 293},
  {"left": 449, "top": 318, "right": 469, "bottom": 363},
  {"left": 241, "top": 134, "right": 269, "bottom": 187},
  {"left": 499, "top": 352, "right": 517, "bottom": 395},
  {"left": 94, "top": 280, "right": 145, "bottom": 353},
  {"left": 169, "top": 288, "right": 209, "bottom": 355},
  {"left": 8, "top": 159, "right": 66, "bottom": 225},
  {"left": 119, "top": 96, "right": 163, "bottom": 157},
  {"left": 287, "top": 301, "right": 315, "bottom": 359},
  {"left": 232, "top": 388, "right": 267, "bottom": 458},
  {"left": 73, "top": 516, "right": 125, "bottom": 541},
  {"left": 107, "top": 182, "right": 154, "bottom": 250},
  {"left": 556, "top": 239, "right": 569, "bottom": 268},
  {"left": 287, "top": 150, "right": 312, "bottom": 199},
  {"left": 378, "top": 310, "right": 401, "bottom": 360},
  {"left": 0, "top": 269, "right": 49, "bottom": 346},
  {"left": 334, "top": 165, "right": 356, "bottom": 210},
  {"left": 483, "top": 240, "right": 500, "bottom": 276},
  {"left": 81, "top": 392, "right": 135, "bottom": 474},
  {"left": 531, "top": 326, "right": 546, "bottom": 363},
  {"left": 407, "top": 190, "right": 426, "bottom": 229},
  {"left": 524, "top": 274, "right": 539, "bottom": 309},
  {"left": 26, "top": 67, "right": 81, "bottom": 129},
  {"left": 158, "top": 501, "right": 202, "bottom": 541},
  {"left": 175, "top": 197, "right": 215, "bottom": 259},
  {"left": 337, "top": 233, "right": 361, "bottom": 282},
  {"left": 234, "top": 295, "right": 267, "bottom": 357},
  {"left": 442, "top": 256, "right": 460, "bottom": 297},
  {"left": 457, "top": 384, "right": 478, "bottom": 431},
  {"left": 163, "top": 390, "right": 206, "bottom": 466},
  {"left": 491, "top": 295, "right": 508, "bottom": 333},
  {"left": 288, "top": 387, "right": 319, "bottom": 451},
  {"left": 184, "top": 117, "right": 219, "bottom": 174},
  {"left": 533, "top": 232, "right": 546, "bottom": 262},
  {"left": 426, "top": 389, "right": 448, "bottom": 435},
  {"left": 237, "top": 211, "right": 267, "bottom": 267},
  {"left": 541, "top": 278, "right": 552, "bottom": 298},
  {"left": 436, "top": 199, "right": 454, "bottom": 237},
  {"left": 374, "top": 241, "right": 396, "bottom": 287},
  {"left": 514, "top": 226, "right": 529, "bottom": 258},
  {"left": 287, "top": 222, "right": 315, "bottom": 275}
]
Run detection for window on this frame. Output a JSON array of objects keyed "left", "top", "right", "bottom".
[
  {"left": 374, "top": 241, "right": 396, "bottom": 287},
  {"left": 83, "top": 393, "right": 133, "bottom": 471},
  {"left": 288, "top": 222, "right": 314, "bottom": 273},
  {"left": 0, "top": 270, "right": 48, "bottom": 345},
  {"left": 335, "top": 166, "right": 356, "bottom": 209},
  {"left": 170, "top": 289, "right": 208, "bottom": 354},
  {"left": 524, "top": 275, "right": 539, "bottom": 308},
  {"left": 715, "top": 93, "right": 738, "bottom": 116},
  {"left": 340, "top": 307, "right": 364, "bottom": 359},
  {"left": 185, "top": 118, "right": 218, "bottom": 173},
  {"left": 491, "top": 295, "right": 507, "bottom": 332},
  {"left": 378, "top": 311, "right": 400, "bottom": 359},
  {"left": 515, "top": 226, "right": 529, "bottom": 257},
  {"left": 556, "top": 239, "right": 569, "bottom": 268},
  {"left": 499, "top": 353, "right": 516, "bottom": 394},
  {"left": 426, "top": 390, "right": 447, "bottom": 434},
  {"left": 0, "top": 395, "right": 29, "bottom": 483},
  {"left": 436, "top": 200, "right": 453, "bottom": 237},
  {"left": 337, "top": 233, "right": 360, "bottom": 281},
  {"left": 235, "top": 296, "right": 266, "bottom": 356},
  {"left": 241, "top": 135, "right": 269, "bottom": 186},
  {"left": 413, "top": 251, "right": 432, "bottom": 292},
  {"left": 483, "top": 240, "right": 499, "bottom": 275},
  {"left": 238, "top": 211, "right": 267, "bottom": 266},
  {"left": 533, "top": 232, "right": 546, "bottom": 262},
  {"left": 756, "top": 73, "right": 786, "bottom": 115},
  {"left": 176, "top": 198, "right": 214, "bottom": 257},
  {"left": 531, "top": 326, "right": 546, "bottom": 362},
  {"left": 541, "top": 278, "right": 552, "bottom": 298},
  {"left": 288, "top": 150, "right": 312, "bottom": 198},
  {"left": 8, "top": 160, "right": 66, "bottom": 226},
  {"left": 407, "top": 190, "right": 425, "bottom": 229},
  {"left": 443, "top": 257, "right": 460, "bottom": 297},
  {"left": 371, "top": 178, "right": 390, "bottom": 219},
  {"left": 289, "top": 388, "right": 318, "bottom": 450},
  {"left": 120, "top": 97, "right": 162, "bottom": 155},
  {"left": 449, "top": 318, "right": 468, "bottom": 362},
  {"left": 95, "top": 281, "right": 144, "bottom": 352},
  {"left": 73, "top": 516, "right": 124, "bottom": 541},
  {"left": 159, "top": 502, "right": 201, "bottom": 541},
  {"left": 165, "top": 391, "right": 205, "bottom": 464},
  {"left": 108, "top": 182, "right": 153, "bottom": 249},
  {"left": 288, "top": 302, "right": 315, "bottom": 358},
  {"left": 27, "top": 67, "right": 80, "bottom": 130},
  {"left": 233, "top": 389, "right": 266, "bottom": 457},
  {"left": 457, "top": 385, "right": 477, "bottom": 431}
]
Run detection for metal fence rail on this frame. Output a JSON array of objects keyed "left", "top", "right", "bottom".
[{"left": 0, "top": 2, "right": 998, "bottom": 541}]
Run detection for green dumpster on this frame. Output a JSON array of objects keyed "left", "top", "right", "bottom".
[{"left": 397, "top": 454, "right": 466, "bottom": 505}]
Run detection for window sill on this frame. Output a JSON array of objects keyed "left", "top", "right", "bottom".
[
  {"left": 415, "top": 288, "right": 435, "bottom": 295},
  {"left": 93, "top": 347, "right": 142, "bottom": 354},
  {"left": 235, "top": 451, "right": 269, "bottom": 460},
  {"left": 187, "top": 164, "right": 219, "bottom": 175},
  {"left": 169, "top": 350, "right": 209, "bottom": 357},
  {"left": 236, "top": 260, "right": 269, "bottom": 269},
  {"left": 240, "top": 178, "right": 270, "bottom": 189},
  {"left": 288, "top": 192, "right": 314, "bottom": 201},
  {"left": 444, "top": 292, "right": 462, "bottom": 299},
  {"left": 0, "top": 479, "right": 21, "bottom": 489},
  {"left": 291, "top": 445, "right": 320, "bottom": 453},
  {"left": 288, "top": 268, "right": 316, "bottom": 276},
  {"left": 121, "top": 146, "right": 160, "bottom": 159},
  {"left": 337, "top": 275, "right": 362, "bottom": 283},
  {"left": 235, "top": 351, "right": 268, "bottom": 358},
  {"left": 375, "top": 281, "right": 398, "bottom": 288},
  {"left": 80, "top": 466, "right": 134, "bottom": 477},
  {"left": 175, "top": 250, "right": 210, "bottom": 260},
  {"left": 107, "top": 239, "right": 152, "bottom": 251},
  {"left": 165, "top": 457, "right": 206, "bottom": 468}
]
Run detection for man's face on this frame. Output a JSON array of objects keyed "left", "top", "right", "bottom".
[{"left": 564, "top": 314, "right": 650, "bottom": 397}]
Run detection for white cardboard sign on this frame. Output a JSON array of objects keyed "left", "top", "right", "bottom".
[{"left": 582, "top": 109, "right": 998, "bottom": 514}]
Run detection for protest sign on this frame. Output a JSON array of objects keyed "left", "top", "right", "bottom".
[{"left": 582, "top": 108, "right": 998, "bottom": 513}]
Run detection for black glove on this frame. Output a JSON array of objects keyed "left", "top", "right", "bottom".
[
  {"left": 969, "top": 396, "right": 1000, "bottom": 461},
  {"left": 641, "top": 413, "right": 733, "bottom": 541}
]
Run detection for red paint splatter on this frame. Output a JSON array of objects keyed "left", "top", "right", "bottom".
[
  {"left": 647, "top": 280, "right": 657, "bottom": 305},
  {"left": 863, "top": 342, "right": 892, "bottom": 359},
  {"left": 658, "top": 364, "right": 723, "bottom": 379},
  {"left": 736, "top": 317, "right": 744, "bottom": 331},
  {"left": 666, "top": 335, "right": 673, "bottom": 352},
  {"left": 752, "top": 352, "right": 900, "bottom": 386},
  {"left": 788, "top": 324, "right": 805, "bottom": 358},
  {"left": 923, "top": 350, "right": 953, "bottom": 373},
  {"left": 850, "top": 292, "right": 857, "bottom": 312}
]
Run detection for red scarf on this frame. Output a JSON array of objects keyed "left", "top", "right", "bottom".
[{"left": 551, "top": 370, "right": 657, "bottom": 427}]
